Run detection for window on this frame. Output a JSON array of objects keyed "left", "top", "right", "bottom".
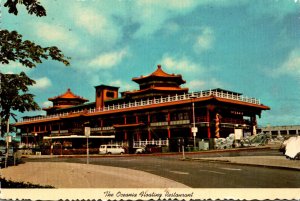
[{"left": 106, "top": 91, "right": 114, "bottom": 98}]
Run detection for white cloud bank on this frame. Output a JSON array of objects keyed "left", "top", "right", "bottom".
[
  {"left": 30, "top": 77, "right": 52, "bottom": 90},
  {"left": 194, "top": 27, "right": 215, "bottom": 53},
  {"left": 273, "top": 49, "right": 300, "bottom": 77},
  {"left": 1, "top": 61, "right": 29, "bottom": 74},
  {"left": 71, "top": 4, "right": 121, "bottom": 46},
  {"left": 35, "top": 22, "right": 79, "bottom": 49},
  {"left": 159, "top": 54, "right": 205, "bottom": 73},
  {"left": 88, "top": 48, "right": 129, "bottom": 69}
]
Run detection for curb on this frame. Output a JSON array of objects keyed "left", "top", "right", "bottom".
[
  {"left": 184, "top": 158, "right": 300, "bottom": 171},
  {"left": 23, "top": 146, "right": 272, "bottom": 159}
]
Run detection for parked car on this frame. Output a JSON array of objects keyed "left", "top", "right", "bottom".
[
  {"left": 282, "top": 136, "right": 300, "bottom": 160},
  {"left": 99, "top": 144, "right": 125, "bottom": 155},
  {"left": 135, "top": 144, "right": 162, "bottom": 154}
]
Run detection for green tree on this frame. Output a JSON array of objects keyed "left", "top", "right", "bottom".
[
  {"left": 4, "top": 0, "right": 46, "bottom": 17},
  {"left": 1, "top": 1, "right": 70, "bottom": 136},
  {"left": 0, "top": 72, "right": 40, "bottom": 132}
]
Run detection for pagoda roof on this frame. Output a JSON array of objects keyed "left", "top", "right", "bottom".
[
  {"left": 48, "top": 88, "right": 88, "bottom": 102},
  {"left": 132, "top": 65, "right": 186, "bottom": 84},
  {"left": 124, "top": 86, "right": 188, "bottom": 95}
]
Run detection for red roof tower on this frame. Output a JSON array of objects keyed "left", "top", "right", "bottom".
[
  {"left": 122, "top": 65, "right": 188, "bottom": 99},
  {"left": 43, "top": 88, "right": 88, "bottom": 114}
]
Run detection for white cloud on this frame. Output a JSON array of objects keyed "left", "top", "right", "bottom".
[
  {"left": 188, "top": 78, "right": 226, "bottom": 92},
  {"left": 194, "top": 27, "right": 215, "bottom": 53},
  {"left": 109, "top": 80, "right": 135, "bottom": 92},
  {"left": 73, "top": 7, "right": 107, "bottom": 35},
  {"left": 1, "top": 61, "right": 29, "bottom": 74},
  {"left": 274, "top": 49, "right": 300, "bottom": 76},
  {"left": 188, "top": 80, "right": 206, "bottom": 91},
  {"left": 88, "top": 48, "right": 128, "bottom": 69},
  {"left": 71, "top": 5, "right": 121, "bottom": 45},
  {"left": 35, "top": 22, "right": 79, "bottom": 48},
  {"left": 132, "top": 0, "right": 201, "bottom": 37},
  {"left": 30, "top": 77, "right": 52, "bottom": 90},
  {"left": 42, "top": 101, "right": 52, "bottom": 108},
  {"left": 159, "top": 54, "right": 203, "bottom": 73}
]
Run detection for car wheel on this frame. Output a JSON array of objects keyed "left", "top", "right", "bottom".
[{"left": 107, "top": 152, "right": 111, "bottom": 155}]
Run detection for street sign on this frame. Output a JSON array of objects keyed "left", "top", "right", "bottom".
[
  {"left": 84, "top": 127, "right": 90, "bottom": 137},
  {"left": 6, "top": 136, "right": 12, "bottom": 143}
]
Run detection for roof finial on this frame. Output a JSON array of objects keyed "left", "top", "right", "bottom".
[
  {"left": 157, "top": 64, "right": 161, "bottom": 69},
  {"left": 67, "top": 88, "right": 71, "bottom": 92}
]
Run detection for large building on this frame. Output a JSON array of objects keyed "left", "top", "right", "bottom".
[
  {"left": 260, "top": 125, "right": 300, "bottom": 137},
  {"left": 15, "top": 65, "right": 270, "bottom": 152}
]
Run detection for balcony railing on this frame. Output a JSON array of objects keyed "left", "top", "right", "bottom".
[
  {"left": 133, "top": 139, "right": 169, "bottom": 148},
  {"left": 19, "top": 90, "right": 261, "bottom": 123}
]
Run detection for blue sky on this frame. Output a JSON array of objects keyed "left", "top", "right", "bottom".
[{"left": 2, "top": 0, "right": 300, "bottom": 127}]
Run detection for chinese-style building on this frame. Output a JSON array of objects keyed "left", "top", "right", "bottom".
[{"left": 14, "top": 65, "right": 270, "bottom": 152}]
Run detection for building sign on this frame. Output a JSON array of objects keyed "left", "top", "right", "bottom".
[
  {"left": 230, "top": 111, "right": 243, "bottom": 115},
  {"left": 234, "top": 129, "right": 243, "bottom": 140},
  {"left": 191, "top": 127, "right": 198, "bottom": 133},
  {"left": 84, "top": 127, "right": 90, "bottom": 137}
]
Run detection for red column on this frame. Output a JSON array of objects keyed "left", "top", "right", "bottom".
[
  {"left": 167, "top": 127, "right": 171, "bottom": 138},
  {"left": 124, "top": 115, "right": 127, "bottom": 124},
  {"left": 190, "top": 127, "right": 193, "bottom": 137},
  {"left": 136, "top": 115, "right": 139, "bottom": 124},
  {"left": 207, "top": 108, "right": 211, "bottom": 139},
  {"left": 148, "top": 129, "right": 151, "bottom": 140},
  {"left": 124, "top": 131, "right": 127, "bottom": 141},
  {"left": 148, "top": 113, "right": 151, "bottom": 124}
]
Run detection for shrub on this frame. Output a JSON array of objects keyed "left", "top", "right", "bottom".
[{"left": 0, "top": 177, "right": 54, "bottom": 188}]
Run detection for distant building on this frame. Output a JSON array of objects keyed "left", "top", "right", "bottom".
[
  {"left": 259, "top": 125, "right": 300, "bottom": 137},
  {"left": 14, "top": 65, "right": 270, "bottom": 152}
]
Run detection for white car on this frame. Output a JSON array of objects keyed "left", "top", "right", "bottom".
[
  {"left": 284, "top": 136, "right": 300, "bottom": 160},
  {"left": 99, "top": 145, "right": 125, "bottom": 155},
  {"left": 135, "top": 147, "right": 145, "bottom": 154}
]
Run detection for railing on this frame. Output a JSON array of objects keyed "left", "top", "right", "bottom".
[
  {"left": 133, "top": 139, "right": 169, "bottom": 148},
  {"left": 19, "top": 90, "right": 261, "bottom": 123},
  {"left": 150, "top": 122, "right": 168, "bottom": 127},
  {"left": 91, "top": 126, "right": 114, "bottom": 131},
  {"left": 170, "top": 120, "right": 190, "bottom": 125}
]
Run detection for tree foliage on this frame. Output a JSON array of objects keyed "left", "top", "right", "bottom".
[
  {"left": 4, "top": 0, "right": 46, "bottom": 17},
  {"left": 0, "top": 72, "right": 40, "bottom": 120},
  {"left": 1, "top": 1, "right": 70, "bottom": 136},
  {"left": 1, "top": 30, "right": 70, "bottom": 67}
]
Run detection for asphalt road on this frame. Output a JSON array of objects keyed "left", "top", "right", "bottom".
[{"left": 24, "top": 149, "right": 300, "bottom": 188}]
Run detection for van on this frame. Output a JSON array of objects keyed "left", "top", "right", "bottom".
[{"left": 99, "top": 144, "right": 125, "bottom": 155}]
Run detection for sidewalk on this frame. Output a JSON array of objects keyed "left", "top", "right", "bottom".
[
  {"left": 0, "top": 162, "right": 189, "bottom": 188},
  {"left": 191, "top": 155, "right": 300, "bottom": 170}
]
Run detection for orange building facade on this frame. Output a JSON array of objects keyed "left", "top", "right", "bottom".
[{"left": 15, "top": 65, "right": 270, "bottom": 153}]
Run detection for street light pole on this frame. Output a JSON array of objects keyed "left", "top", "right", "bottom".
[
  {"left": 190, "top": 95, "right": 197, "bottom": 149},
  {"left": 84, "top": 127, "right": 90, "bottom": 165},
  {"left": 192, "top": 101, "right": 196, "bottom": 147}
]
